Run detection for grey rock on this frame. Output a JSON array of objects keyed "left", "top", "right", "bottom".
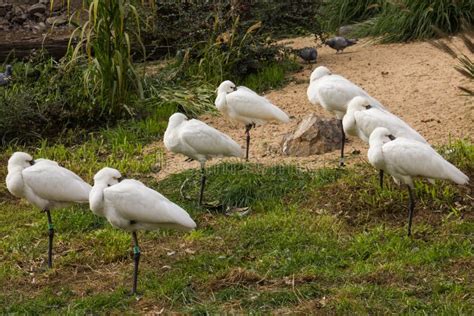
[
  {"left": 33, "top": 12, "right": 45, "bottom": 21},
  {"left": 28, "top": 3, "right": 46, "bottom": 15},
  {"left": 46, "top": 14, "right": 67, "bottom": 26},
  {"left": 281, "top": 114, "right": 342, "bottom": 156},
  {"left": 12, "top": 14, "right": 27, "bottom": 25},
  {"left": 324, "top": 36, "right": 358, "bottom": 53}
]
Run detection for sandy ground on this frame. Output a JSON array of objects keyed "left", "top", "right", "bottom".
[{"left": 151, "top": 36, "right": 474, "bottom": 180}]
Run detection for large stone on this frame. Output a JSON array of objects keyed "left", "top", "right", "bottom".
[
  {"left": 27, "top": 3, "right": 46, "bottom": 15},
  {"left": 46, "top": 14, "right": 67, "bottom": 26},
  {"left": 281, "top": 114, "right": 342, "bottom": 157},
  {"left": 11, "top": 14, "right": 27, "bottom": 25}
]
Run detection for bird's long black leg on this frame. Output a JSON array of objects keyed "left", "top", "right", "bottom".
[
  {"left": 131, "top": 231, "right": 141, "bottom": 295},
  {"left": 407, "top": 185, "right": 416, "bottom": 237},
  {"left": 379, "top": 170, "right": 384, "bottom": 189},
  {"left": 245, "top": 124, "right": 252, "bottom": 162},
  {"left": 45, "top": 209, "right": 54, "bottom": 268},
  {"left": 199, "top": 162, "right": 206, "bottom": 206},
  {"left": 339, "top": 119, "right": 345, "bottom": 167}
]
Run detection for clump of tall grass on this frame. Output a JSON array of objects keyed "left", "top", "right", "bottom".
[
  {"left": 65, "top": 0, "right": 148, "bottom": 118},
  {"left": 322, "top": 0, "right": 383, "bottom": 32},
  {"left": 355, "top": 0, "right": 474, "bottom": 43}
]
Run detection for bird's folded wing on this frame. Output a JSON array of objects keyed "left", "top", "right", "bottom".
[
  {"left": 326, "top": 76, "right": 385, "bottom": 110},
  {"left": 23, "top": 165, "right": 91, "bottom": 202},
  {"left": 226, "top": 89, "right": 285, "bottom": 121},
  {"left": 384, "top": 140, "right": 457, "bottom": 180},
  {"left": 105, "top": 180, "right": 194, "bottom": 226},
  {"left": 180, "top": 121, "right": 241, "bottom": 157}
]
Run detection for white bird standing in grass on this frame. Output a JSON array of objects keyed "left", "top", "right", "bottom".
[
  {"left": 368, "top": 127, "right": 469, "bottom": 236},
  {"left": 6, "top": 152, "right": 91, "bottom": 268},
  {"left": 164, "top": 112, "right": 243, "bottom": 205},
  {"left": 89, "top": 167, "right": 196, "bottom": 295},
  {"left": 343, "top": 96, "right": 428, "bottom": 187},
  {"left": 307, "top": 66, "right": 385, "bottom": 166},
  {"left": 215, "top": 80, "right": 290, "bottom": 161}
]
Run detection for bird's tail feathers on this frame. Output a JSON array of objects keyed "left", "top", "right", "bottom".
[
  {"left": 272, "top": 106, "right": 290, "bottom": 123},
  {"left": 444, "top": 162, "right": 469, "bottom": 185}
]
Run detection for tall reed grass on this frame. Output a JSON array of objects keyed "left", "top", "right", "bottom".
[
  {"left": 65, "top": 0, "right": 152, "bottom": 118},
  {"left": 355, "top": 0, "right": 474, "bottom": 42}
]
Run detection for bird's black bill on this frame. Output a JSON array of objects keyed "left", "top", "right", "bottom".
[
  {"left": 388, "top": 135, "right": 396, "bottom": 141},
  {"left": 365, "top": 105, "right": 372, "bottom": 109},
  {"left": 30, "top": 160, "right": 35, "bottom": 165}
]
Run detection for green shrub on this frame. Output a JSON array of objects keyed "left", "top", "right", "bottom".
[{"left": 0, "top": 56, "right": 102, "bottom": 144}]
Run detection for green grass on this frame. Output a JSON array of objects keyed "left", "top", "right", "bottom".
[{"left": 0, "top": 135, "right": 472, "bottom": 313}]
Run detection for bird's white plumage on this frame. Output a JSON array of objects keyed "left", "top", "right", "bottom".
[
  {"left": 343, "top": 96, "right": 427, "bottom": 143},
  {"left": 164, "top": 113, "right": 243, "bottom": 162},
  {"left": 6, "top": 152, "right": 91, "bottom": 210},
  {"left": 89, "top": 167, "right": 196, "bottom": 232},
  {"left": 368, "top": 128, "right": 469, "bottom": 188},
  {"left": 307, "top": 66, "right": 385, "bottom": 119},
  {"left": 215, "top": 80, "right": 290, "bottom": 125}
]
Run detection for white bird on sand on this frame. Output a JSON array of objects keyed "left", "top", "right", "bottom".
[
  {"left": 89, "top": 167, "right": 196, "bottom": 295},
  {"left": 164, "top": 112, "right": 243, "bottom": 205},
  {"left": 343, "top": 96, "right": 428, "bottom": 187},
  {"left": 6, "top": 152, "right": 91, "bottom": 268},
  {"left": 368, "top": 127, "right": 469, "bottom": 236},
  {"left": 215, "top": 80, "right": 290, "bottom": 161},
  {"left": 307, "top": 66, "right": 385, "bottom": 166}
]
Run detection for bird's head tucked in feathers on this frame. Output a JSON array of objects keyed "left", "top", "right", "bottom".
[
  {"left": 347, "top": 96, "right": 372, "bottom": 112},
  {"left": 167, "top": 112, "right": 188, "bottom": 129},
  {"left": 93, "top": 167, "right": 123, "bottom": 187},
  {"left": 370, "top": 127, "right": 396, "bottom": 145},
  {"left": 8, "top": 152, "right": 34, "bottom": 171},
  {"left": 217, "top": 80, "right": 237, "bottom": 94},
  {"left": 309, "top": 66, "right": 331, "bottom": 82}
]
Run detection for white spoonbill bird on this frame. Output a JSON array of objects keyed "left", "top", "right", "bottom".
[
  {"left": 215, "top": 80, "right": 290, "bottom": 161},
  {"left": 89, "top": 167, "right": 196, "bottom": 295},
  {"left": 343, "top": 96, "right": 428, "bottom": 187},
  {"left": 368, "top": 127, "right": 469, "bottom": 236},
  {"left": 164, "top": 112, "right": 243, "bottom": 205},
  {"left": 6, "top": 152, "right": 91, "bottom": 268},
  {"left": 307, "top": 66, "right": 385, "bottom": 166}
]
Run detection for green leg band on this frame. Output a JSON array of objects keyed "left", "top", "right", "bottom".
[
  {"left": 48, "top": 223, "right": 54, "bottom": 230},
  {"left": 133, "top": 246, "right": 141, "bottom": 255}
]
